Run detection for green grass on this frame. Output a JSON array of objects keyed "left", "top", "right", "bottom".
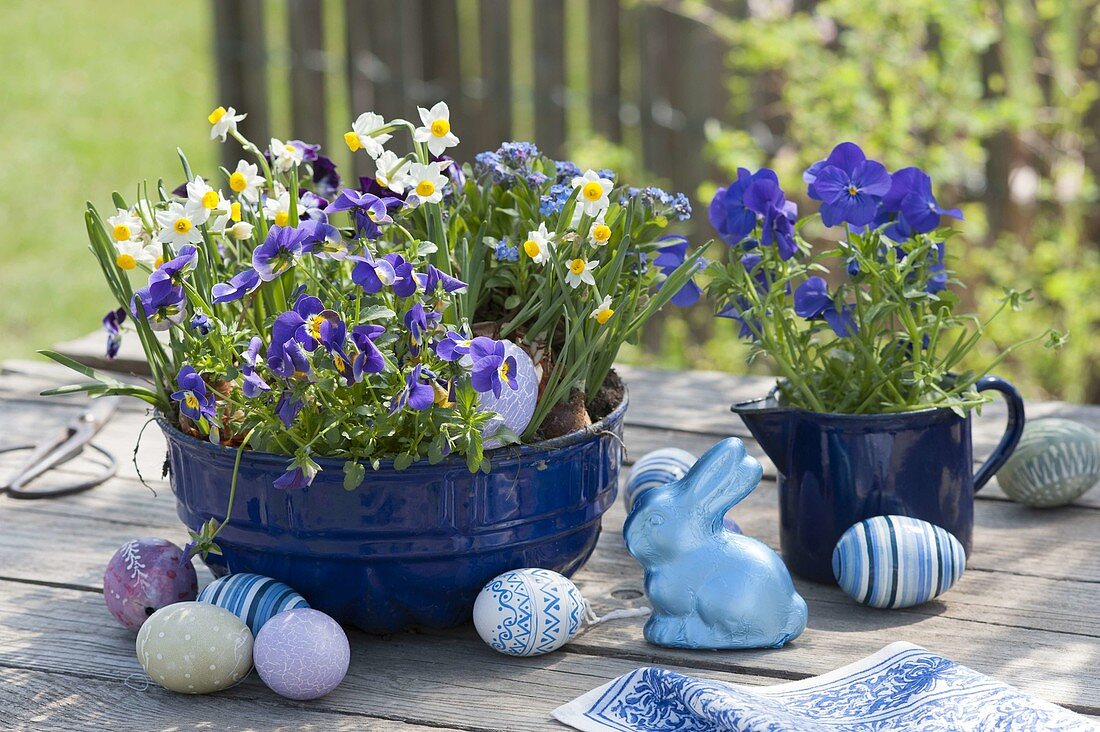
[{"left": 0, "top": 2, "right": 216, "bottom": 359}]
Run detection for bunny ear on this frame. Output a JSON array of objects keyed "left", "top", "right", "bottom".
[{"left": 681, "top": 437, "right": 763, "bottom": 519}]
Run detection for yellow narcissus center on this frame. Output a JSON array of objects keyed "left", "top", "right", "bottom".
[
  {"left": 569, "top": 258, "right": 587, "bottom": 275},
  {"left": 274, "top": 211, "right": 290, "bottom": 227},
  {"left": 344, "top": 131, "right": 362, "bottom": 152},
  {"left": 592, "top": 224, "right": 611, "bottom": 242},
  {"left": 416, "top": 180, "right": 436, "bottom": 198},
  {"left": 112, "top": 224, "right": 131, "bottom": 241},
  {"left": 523, "top": 239, "right": 541, "bottom": 258},
  {"left": 596, "top": 308, "right": 614, "bottom": 325},
  {"left": 201, "top": 190, "right": 220, "bottom": 209},
  {"left": 582, "top": 181, "right": 603, "bottom": 201},
  {"left": 208, "top": 107, "right": 227, "bottom": 124},
  {"left": 430, "top": 119, "right": 450, "bottom": 137},
  {"left": 229, "top": 171, "right": 247, "bottom": 192},
  {"left": 115, "top": 253, "right": 136, "bottom": 270},
  {"left": 230, "top": 202, "right": 241, "bottom": 222},
  {"left": 154, "top": 256, "right": 165, "bottom": 269},
  {"left": 173, "top": 218, "right": 192, "bottom": 234}
]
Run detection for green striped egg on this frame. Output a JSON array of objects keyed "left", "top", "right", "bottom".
[
  {"left": 997, "top": 419, "right": 1100, "bottom": 508},
  {"left": 832, "top": 515, "right": 965, "bottom": 609}
]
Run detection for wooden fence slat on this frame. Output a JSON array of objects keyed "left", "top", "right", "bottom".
[
  {"left": 287, "top": 0, "right": 328, "bottom": 148},
  {"left": 533, "top": 0, "right": 567, "bottom": 157},
  {"left": 212, "top": 0, "right": 271, "bottom": 170},
  {"left": 475, "top": 0, "right": 513, "bottom": 153},
  {"left": 587, "top": 0, "right": 622, "bottom": 143},
  {"left": 418, "top": 0, "right": 465, "bottom": 137}
]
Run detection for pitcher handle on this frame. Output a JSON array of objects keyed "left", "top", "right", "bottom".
[{"left": 973, "top": 375, "right": 1026, "bottom": 492}]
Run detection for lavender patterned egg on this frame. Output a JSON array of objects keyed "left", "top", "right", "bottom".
[
  {"left": 137, "top": 602, "right": 253, "bottom": 694},
  {"left": 478, "top": 341, "right": 538, "bottom": 450},
  {"left": 832, "top": 515, "right": 966, "bottom": 609},
  {"left": 473, "top": 568, "right": 586, "bottom": 657},
  {"left": 254, "top": 608, "right": 350, "bottom": 700},
  {"left": 997, "top": 419, "right": 1100, "bottom": 508},
  {"left": 625, "top": 448, "right": 696, "bottom": 511},
  {"left": 103, "top": 537, "right": 198, "bottom": 631},
  {"left": 198, "top": 573, "right": 310, "bottom": 635}
]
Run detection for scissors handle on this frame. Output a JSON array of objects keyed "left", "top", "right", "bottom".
[{"left": 0, "top": 442, "right": 118, "bottom": 499}]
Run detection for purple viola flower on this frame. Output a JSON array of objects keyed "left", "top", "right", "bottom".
[
  {"left": 131, "top": 275, "right": 185, "bottom": 331},
  {"left": 273, "top": 457, "right": 318, "bottom": 490},
  {"left": 102, "top": 308, "right": 125, "bottom": 359},
  {"left": 925, "top": 242, "right": 949, "bottom": 294},
  {"left": 272, "top": 294, "right": 329, "bottom": 352},
  {"left": 403, "top": 302, "right": 442, "bottom": 343},
  {"left": 793, "top": 276, "right": 858, "bottom": 337},
  {"left": 386, "top": 254, "right": 419, "bottom": 297},
  {"left": 653, "top": 235, "right": 703, "bottom": 307},
  {"left": 298, "top": 190, "right": 329, "bottom": 222},
  {"left": 805, "top": 142, "right": 892, "bottom": 228},
  {"left": 350, "top": 324, "right": 385, "bottom": 380},
  {"left": 420, "top": 265, "right": 467, "bottom": 294},
  {"left": 358, "top": 176, "right": 409, "bottom": 204},
  {"left": 290, "top": 139, "right": 320, "bottom": 162},
  {"left": 881, "top": 167, "right": 963, "bottom": 239},
  {"left": 316, "top": 312, "right": 353, "bottom": 379},
  {"left": 266, "top": 338, "right": 312, "bottom": 379},
  {"left": 469, "top": 337, "right": 518, "bottom": 398},
  {"left": 350, "top": 252, "right": 400, "bottom": 293},
  {"left": 300, "top": 218, "right": 344, "bottom": 259},
  {"left": 253, "top": 225, "right": 309, "bottom": 281},
  {"left": 312, "top": 154, "right": 341, "bottom": 199},
  {"left": 189, "top": 312, "right": 211, "bottom": 335},
  {"left": 157, "top": 245, "right": 199, "bottom": 284},
  {"left": 324, "top": 189, "right": 394, "bottom": 239},
  {"left": 211, "top": 268, "right": 262, "bottom": 304},
  {"left": 275, "top": 391, "right": 305, "bottom": 429},
  {"left": 171, "top": 365, "right": 215, "bottom": 422},
  {"left": 743, "top": 175, "right": 799, "bottom": 260},
  {"left": 391, "top": 364, "right": 435, "bottom": 413},
  {"left": 708, "top": 168, "right": 759, "bottom": 245},
  {"left": 241, "top": 336, "right": 270, "bottom": 398},
  {"left": 435, "top": 330, "right": 472, "bottom": 362}
]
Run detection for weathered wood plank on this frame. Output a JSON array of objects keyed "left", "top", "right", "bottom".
[
  {"left": 532, "top": 0, "right": 567, "bottom": 156},
  {"left": 287, "top": 0, "right": 329, "bottom": 148},
  {"left": 474, "top": 0, "right": 513, "bottom": 154},
  {"left": 587, "top": 0, "right": 622, "bottom": 142},
  {"left": 211, "top": 0, "right": 271, "bottom": 171}
]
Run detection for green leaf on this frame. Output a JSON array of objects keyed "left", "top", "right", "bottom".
[
  {"left": 504, "top": 294, "right": 522, "bottom": 310},
  {"left": 359, "top": 305, "right": 396, "bottom": 323},
  {"left": 342, "top": 460, "right": 366, "bottom": 491}
]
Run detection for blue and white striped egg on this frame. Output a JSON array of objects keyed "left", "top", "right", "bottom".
[
  {"left": 472, "top": 568, "right": 586, "bottom": 657},
  {"left": 997, "top": 419, "right": 1100, "bottom": 508},
  {"left": 198, "top": 573, "right": 310, "bottom": 634},
  {"left": 625, "top": 448, "right": 697, "bottom": 511},
  {"left": 832, "top": 515, "right": 966, "bottom": 609}
]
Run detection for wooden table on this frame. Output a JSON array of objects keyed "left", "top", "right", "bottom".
[{"left": 2, "top": 357, "right": 1098, "bottom": 730}]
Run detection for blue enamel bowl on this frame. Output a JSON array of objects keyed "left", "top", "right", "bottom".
[{"left": 161, "top": 394, "right": 625, "bottom": 634}]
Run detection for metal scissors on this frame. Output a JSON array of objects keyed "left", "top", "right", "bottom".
[{"left": 0, "top": 397, "right": 119, "bottom": 499}]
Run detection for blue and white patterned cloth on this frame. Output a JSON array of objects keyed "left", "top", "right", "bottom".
[{"left": 553, "top": 642, "right": 1097, "bottom": 731}]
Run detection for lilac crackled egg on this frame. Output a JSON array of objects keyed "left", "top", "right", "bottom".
[
  {"left": 254, "top": 608, "right": 350, "bottom": 700},
  {"left": 104, "top": 537, "right": 198, "bottom": 631},
  {"left": 478, "top": 340, "right": 538, "bottom": 449}
]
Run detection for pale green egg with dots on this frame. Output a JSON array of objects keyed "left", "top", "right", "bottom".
[{"left": 997, "top": 419, "right": 1100, "bottom": 508}]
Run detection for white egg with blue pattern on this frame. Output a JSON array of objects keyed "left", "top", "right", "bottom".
[{"left": 473, "top": 568, "right": 586, "bottom": 657}]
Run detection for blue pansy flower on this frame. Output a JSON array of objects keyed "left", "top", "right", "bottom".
[
  {"left": 350, "top": 324, "right": 385, "bottom": 381},
  {"left": 709, "top": 168, "right": 764, "bottom": 245},
  {"left": 349, "top": 251, "right": 399, "bottom": 293},
  {"left": 925, "top": 243, "right": 949, "bottom": 294},
  {"left": 881, "top": 167, "right": 963, "bottom": 239},
  {"left": 403, "top": 302, "right": 442, "bottom": 344},
  {"left": 131, "top": 275, "right": 185, "bottom": 331},
  {"left": 157, "top": 245, "right": 199, "bottom": 285},
  {"left": 266, "top": 337, "right": 312, "bottom": 379},
  {"left": 273, "top": 456, "right": 318, "bottom": 491},
  {"left": 385, "top": 254, "right": 419, "bottom": 297},
  {"left": 312, "top": 154, "right": 341, "bottom": 199},
  {"left": 420, "top": 265, "right": 467, "bottom": 294},
  {"left": 324, "top": 189, "right": 396, "bottom": 239},
  {"left": 742, "top": 174, "right": 799, "bottom": 259},
  {"left": 275, "top": 391, "right": 304, "bottom": 429},
  {"left": 253, "top": 225, "right": 309, "bottom": 281},
  {"left": 653, "top": 235, "right": 703, "bottom": 307},
  {"left": 469, "top": 337, "right": 518, "bottom": 398},
  {"left": 804, "top": 142, "right": 892, "bottom": 228},
  {"left": 102, "top": 308, "right": 125, "bottom": 359},
  {"left": 212, "top": 268, "right": 262, "bottom": 304},
  {"left": 189, "top": 312, "right": 211, "bottom": 335},
  {"left": 241, "top": 337, "right": 270, "bottom": 398},
  {"left": 391, "top": 364, "right": 435, "bottom": 413},
  {"left": 793, "top": 276, "right": 858, "bottom": 337},
  {"left": 171, "top": 365, "right": 215, "bottom": 422},
  {"left": 435, "top": 330, "right": 472, "bottom": 362}
]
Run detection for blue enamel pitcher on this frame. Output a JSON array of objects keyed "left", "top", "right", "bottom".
[{"left": 732, "top": 376, "right": 1025, "bottom": 582}]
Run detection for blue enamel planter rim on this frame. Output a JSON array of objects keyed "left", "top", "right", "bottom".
[{"left": 155, "top": 390, "right": 629, "bottom": 470}]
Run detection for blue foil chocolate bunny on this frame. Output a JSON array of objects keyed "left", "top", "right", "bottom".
[{"left": 623, "top": 437, "right": 808, "bottom": 649}]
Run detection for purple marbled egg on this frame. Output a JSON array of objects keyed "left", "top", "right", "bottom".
[
  {"left": 254, "top": 608, "right": 350, "bottom": 700},
  {"left": 103, "top": 537, "right": 198, "bottom": 631},
  {"left": 478, "top": 341, "right": 539, "bottom": 449}
]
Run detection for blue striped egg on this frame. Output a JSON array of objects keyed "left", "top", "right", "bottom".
[
  {"left": 198, "top": 573, "right": 310, "bottom": 634},
  {"left": 625, "top": 448, "right": 696, "bottom": 511},
  {"left": 832, "top": 515, "right": 966, "bottom": 609},
  {"left": 997, "top": 418, "right": 1100, "bottom": 508}
]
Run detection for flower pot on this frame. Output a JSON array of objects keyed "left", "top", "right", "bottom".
[
  {"left": 732, "top": 376, "right": 1025, "bottom": 582},
  {"left": 161, "top": 393, "right": 627, "bottom": 634}
]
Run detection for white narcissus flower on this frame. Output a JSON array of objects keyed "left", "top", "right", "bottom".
[
  {"left": 345, "top": 112, "right": 392, "bottom": 158},
  {"left": 590, "top": 295, "right": 615, "bottom": 325},
  {"left": 407, "top": 162, "right": 448, "bottom": 204},
  {"left": 106, "top": 208, "right": 143, "bottom": 243},
  {"left": 264, "top": 186, "right": 292, "bottom": 227},
  {"left": 155, "top": 202, "right": 203, "bottom": 247},
  {"left": 228, "top": 160, "right": 264, "bottom": 203},
  {"left": 208, "top": 106, "right": 246, "bottom": 142},
  {"left": 373, "top": 150, "right": 413, "bottom": 194},
  {"left": 572, "top": 169, "right": 614, "bottom": 217},
  {"left": 588, "top": 214, "right": 612, "bottom": 247},
  {"left": 565, "top": 257, "right": 599, "bottom": 288},
  {"left": 184, "top": 176, "right": 225, "bottom": 225},
  {"left": 113, "top": 239, "right": 159, "bottom": 271},
  {"left": 228, "top": 221, "right": 255, "bottom": 240},
  {"left": 270, "top": 138, "right": 304, "bottom": 172},
  {"left": 413, "top": 101, "right": 460, "bottom": 157},
  {"left": 522, "top": 223, "right": 555, "bottom": 265}
]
